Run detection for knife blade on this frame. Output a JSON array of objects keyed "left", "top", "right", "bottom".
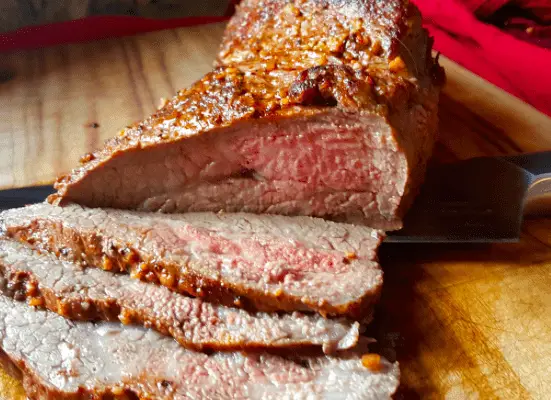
[
  {"left": 0, "top": 151, "right": 549, "bottom": 243},
  {"left": 0, "top": 185, "right": 55, "bottom": 212},
  {"left": 386, "top": 151, "right": 551, "bottom": 243}
]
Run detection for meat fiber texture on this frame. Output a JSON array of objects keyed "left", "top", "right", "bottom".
[
  {"left": 48, "top": 0, "right": 444, "bottom": 230},
  {"left": 0, "top": 239, "right": 359, "bottom": 354},
  {"left": 1, "top": 203, "right": 384, "bottom": 320},
  {"left": 0, "top": 295, "right": 399, "bottom": 400}
]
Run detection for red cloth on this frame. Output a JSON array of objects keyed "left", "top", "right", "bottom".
[
  {"left": 432, "top": 0, "right": 551, "bottom": 48},
  {"left": 414, "top": 0, "right": 551, "bottom": 116},
  {"left": 0, "top": 15, "right": 230, "bottom": 52},
  {"left": 464, "top": 0, "right": 551, "bottom": 21},
  {"left": 0, "top": 0, "right": 549, "bottom": 116}
]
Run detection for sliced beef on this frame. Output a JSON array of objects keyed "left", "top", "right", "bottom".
[
  {"left": 1, "top": 203, "right": 384, "bottom": 320},
  {"left": 0, "top": 295, "right": 400, "bottom": 399},
  {"left": 0, "top": 239, "right": 359, "bottom": 354},
  {"left": 48, "top": 0, "right": 444, "bottom": 230}
]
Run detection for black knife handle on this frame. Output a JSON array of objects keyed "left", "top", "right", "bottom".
[
  {"left": 503, "top": 151, "right": 551, "bottom": 217},
  {"left": 502, "top": 151, "right": 551, "bottom": 176}
]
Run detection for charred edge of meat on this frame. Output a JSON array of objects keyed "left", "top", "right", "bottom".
[
  {"left": 0, "top": 265, "right": 121, "bottom": 322},
  {"left": 288, "top": 65, "right": 376, "bottom": 109}
]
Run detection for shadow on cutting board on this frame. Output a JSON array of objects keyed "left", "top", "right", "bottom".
[
  {"left": 370, "top": 248, "right": 493, "bottom": 399},
  {"left": 371, "top": 226, "right": 551, "bottom": 399}
]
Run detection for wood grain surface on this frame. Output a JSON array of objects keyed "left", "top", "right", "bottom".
[{"left": 1, "top": 23, "right": 551, "bottom": 399}]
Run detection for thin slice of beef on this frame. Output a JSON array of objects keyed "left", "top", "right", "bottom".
[
  {"left": 0, "top": 239, "right": 359, "bottom": 354},
  {"left": 1, "top": 203, "right": 384, "bottom": 320},
  {"left": 48, "top": 0, "right": 444, "bottom": 230},
  {"left": 0, "top": 295, "right": 400, "bottom": 399}
]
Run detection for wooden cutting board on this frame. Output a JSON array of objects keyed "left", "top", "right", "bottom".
[{"left": 1, "top": 23, "right": 551, "bottom": 399}]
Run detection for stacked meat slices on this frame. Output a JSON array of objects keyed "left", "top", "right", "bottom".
[
  {"left": 0, "top": 206, "right": 398, "bottom": 398},
  {"left": 0, "top": 0, "right": 443, "bottom": 398}
]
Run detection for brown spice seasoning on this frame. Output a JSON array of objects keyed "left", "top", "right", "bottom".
[{"left": 361, "top": 354, "right": 382, "bottom": 372}]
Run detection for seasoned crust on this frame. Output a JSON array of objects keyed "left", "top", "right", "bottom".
[
  {"left": 50, "top": 0, "right": 444, "bottom": 225},
  {"left": 219, "top": 0, "right": 409, "bottom": 62}
]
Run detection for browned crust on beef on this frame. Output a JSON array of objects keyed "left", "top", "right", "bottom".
[
  {"left": 219, "top": 0, "right": 409, "bottom": 64},
  {"left": 2, "top": 265, "right": 121, "bottom": 322},
  {"left": 4, "top": 219, "right": 382, "bottom": 320},
  {"left": 49, "top": 0, "right": 444, "bottom": 222}
]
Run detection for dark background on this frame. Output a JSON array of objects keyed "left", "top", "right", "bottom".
[{"left": 0, "top": 1, "right": 232, "bottom": 32}]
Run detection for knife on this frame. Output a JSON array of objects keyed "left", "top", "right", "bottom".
[
  {"left": 386, "top": 151, "right": 551, "bottom": 243},
  {"left": 0, "top": 151, "right": 549, "bottom": 243},
  {"left": 0, "top": 185, "right": 56, "bottom": 212}
]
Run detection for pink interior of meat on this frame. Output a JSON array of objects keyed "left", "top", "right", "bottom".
[
  {"left": 140, "top": 214, "right": 382, "bottom": 305},
  {"left": 69, "top": 111, "right": 407, "bottom": 226},
  {"left": 152, "top": 224, "right": 358, "bottom": 280}
]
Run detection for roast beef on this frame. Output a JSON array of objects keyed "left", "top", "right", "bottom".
[
  {"left": 0, "top": 239, "right": 359, "bottom": 353},
  {"left": 48, "top": 0, "right": 444, "bottom": 230},
  {"left": 0, "top": 295, "right": 400, "bottom": 399},
  {"left": 1, "top": 203, "right": 384, "bottom": 319}
]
